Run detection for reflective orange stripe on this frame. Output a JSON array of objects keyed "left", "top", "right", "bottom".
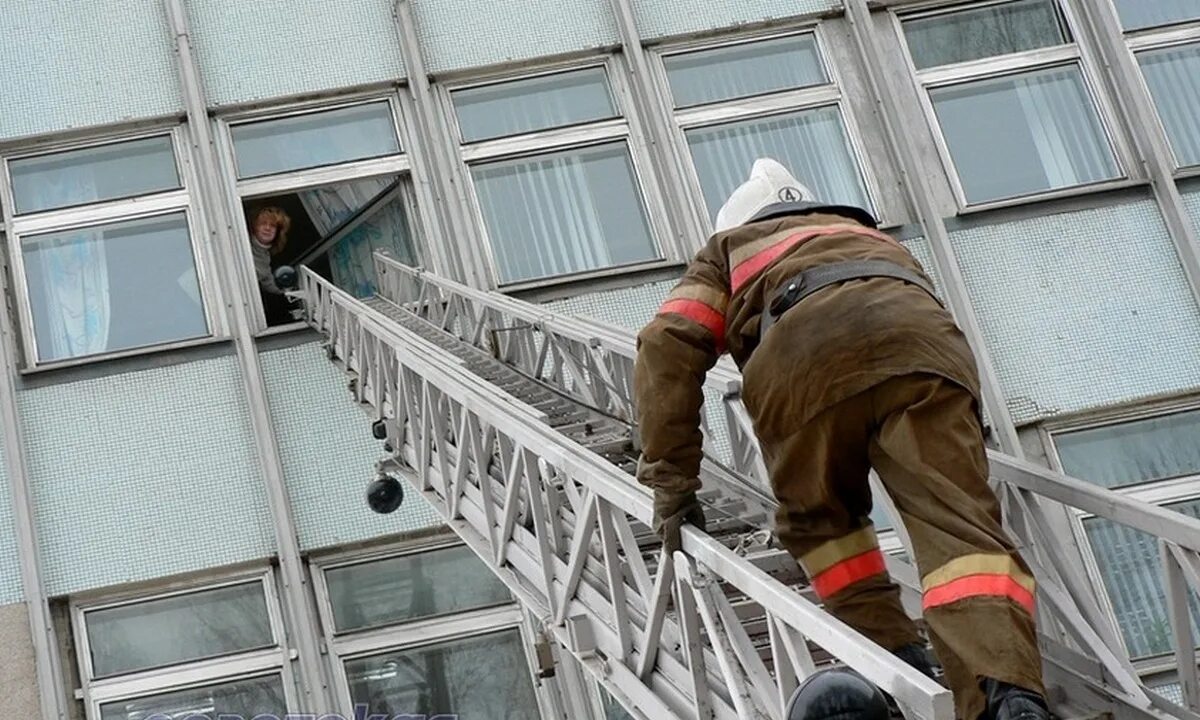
[
  {"left": 730, "top": 224, "right": 901, "bottom": 294},
  {"left": 810, "top": 549, "right": 887, "bottom": 599},
  {"left": 658, "top": 298, "right": 726, "bottom": 352},
  {"left": 921, "top": 554, "right": 1036, "bottom": 615},
  {"left": 923, "top": 574, "right": 1036, "bottom": 615}
]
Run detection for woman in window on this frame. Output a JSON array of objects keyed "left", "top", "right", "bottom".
[{"left": 248, "top": 206, "right": 293, "bottom": 325}]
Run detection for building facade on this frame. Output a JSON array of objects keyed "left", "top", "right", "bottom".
[{"left": 0, "top": 0, "right": 1198, "bottom": 718}]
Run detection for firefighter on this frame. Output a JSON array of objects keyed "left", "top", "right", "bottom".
[{"left": 634, "top": 159, "right": 1048, "bottom": 720}]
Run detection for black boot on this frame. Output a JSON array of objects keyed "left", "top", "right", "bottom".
[
  {"left": 982, "top": 678, "right": 1050, "bottom": 720},
  {"left": 893, "top": 643, "right": 938, "bottom": 679}
]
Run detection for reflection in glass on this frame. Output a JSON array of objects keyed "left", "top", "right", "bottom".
[
  {"left": 686, "top": 107, "right": 870, "bottom": 224},
  {"left": 1055, "top": 410, "right": 1200, "bottom": 490},
  {"left": 10, "top": 135, "right": 180, "bottom": 214},
  {"left": 473, "top": 142, "right": 658, "bottom": 283},
  {"left": 903, "top": 0, "right": 1068, "bottom": 69},
  {"left": 1083, "top": 499, "right": 1200, "bottom": 658},
  {"left": 453, "top": 67, "right": 617, "bottom": 142},
  {"left": 930, "top": 66, "right": 1119, "bottom": 203},
  {"left": 1138, "top": 42, "right": 1200, "bottom": 167},
  {"left": 231, "top": 102, "right": 400, "bottom": 178},
  {"left": 98, "top": 675, "right": 286, "bottom": 720},
  {"left": 86, "top": 582, "right": 273, "bottom": 678},
  {"left": 1113, "top": 0, "right": 1200, "bottom": 31},
  {"left": 22, "top": 214, "right": 208, "bottom": 362},
  {"left": 665, "top": 34, "right": 826, "bottom": 107},
  {"left": 326, "top": 546, "right": 511, "bottom": 633},
  {"left": 345, "top": 630, "right": 538, "bottom": 720}
]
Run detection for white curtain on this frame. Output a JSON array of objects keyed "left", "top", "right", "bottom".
[
  {"left": 25, "top": 167, "right": 110, "bottom": 360},
  {"left": 473, "top": 151, "right": 613, "bottom": 282},
  {"left": 686, "top": 107, "right": 871, "bottom": 223},
  {"left": 1013, "top": 68, "right": 1114, "bottom": 189},
  {"left": 1140, "top": 43, "right": 1200, "bottom": 167}
]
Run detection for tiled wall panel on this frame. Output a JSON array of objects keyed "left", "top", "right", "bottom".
[
  {"left": 415, "top": 0, "right": 619, "bottom": 74},
  {"left": 261, "top": 343, "right": 440, "bottom": 551},
  {"left": 632, "top": 0, "right": 841, "bottom": 41},
  {"left": 950, "top": 200, "right": 1200, "bottom": 423},
  {"left": 187, "top": 0, "right": 405, "bottom": 107},
  {"left": 0, "top": 445, "right": 20, "bottom": 604},
  {"left": 0, "top": 0, "right": 182, "bottom": 140},
  {"left": 20, "top": 357, "right": 274, "bottom": 595}
]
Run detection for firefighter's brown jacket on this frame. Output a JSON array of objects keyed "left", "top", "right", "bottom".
[{"left": 634, "top": 212, "right": 981, "bottom": 500}]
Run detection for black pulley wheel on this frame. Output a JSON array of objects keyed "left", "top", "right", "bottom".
[
  {"left": 273, "top": 265, "right": 298, "bottom": 290},
  {"left": 367, "top": 475, "right": 404, "bottom": 514},
  {"left": 786, "top": 668, "right": 890, "bottom": 720}
]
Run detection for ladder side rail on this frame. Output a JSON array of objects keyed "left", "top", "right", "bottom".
[
  {"left": 989, "top": 452, "right": 1200, "bottom": 555},
  {"left": 303, "top": 270, "right": 956, "bottom": 720},
  {"left": 360, "top": 261, "right": 1200, "bottom": 720},
  {"left": 1160, "top": 542, "right": 1200, "bottom": 714}
]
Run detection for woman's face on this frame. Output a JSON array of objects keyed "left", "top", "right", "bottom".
[{"left": 253, "top": 217, "right": 277, "bottom": 245}]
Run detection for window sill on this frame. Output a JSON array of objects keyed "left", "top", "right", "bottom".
[
  {"left": 255, "top": 320, "right": 310, "bottom": 339},
  {"left": 503, "top": 259, "right": 685, "bottom": 304},
  {"left": 19, "top": 334, "right": 233, "bottom": 377},
  {"left": 1173, "top": 165, "right": 1200, "bottom": 183},
  {"left": 952, "top": 178, "right": 1149, "bottom": 219}
]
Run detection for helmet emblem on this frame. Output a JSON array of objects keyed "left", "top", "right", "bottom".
[{"left": 778, "top": 186, "right": 802, "bottom": 202}]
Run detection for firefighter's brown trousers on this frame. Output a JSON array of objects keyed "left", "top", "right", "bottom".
[{"left": 769, "top": 373, "right": 1044, "bottom": 720}]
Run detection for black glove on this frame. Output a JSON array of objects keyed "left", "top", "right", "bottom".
[{"left": 652, "top": 491, "right": 706, "bottom": 556}]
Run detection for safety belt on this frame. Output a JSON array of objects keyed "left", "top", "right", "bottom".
[{"left": 760, "top": 259, "right": 943, "bottom": 337}]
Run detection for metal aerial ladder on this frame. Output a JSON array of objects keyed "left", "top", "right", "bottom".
[{"left": 297, "top": 252, "right": 1200, "bottom": 720}]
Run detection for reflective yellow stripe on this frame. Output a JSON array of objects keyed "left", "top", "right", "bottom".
[
  {"left": 800, "top": 526, "right": 879, "bottom": 577},
  {"left": 921, "top": 554, "right": 1035, "bottom": 594},
  {"left": 665, "top": 282, "right": 728, "bottom": 312}
]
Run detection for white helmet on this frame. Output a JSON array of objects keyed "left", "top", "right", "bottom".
[{"left": 713, "top": 158, "right": 876, "bottom": 233}]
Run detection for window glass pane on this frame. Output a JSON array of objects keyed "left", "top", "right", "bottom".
[
  {"left": 98, "top": 675, "right": 286, "bottom": 720},
  {"left": 1114, "top": 0, "right": 1200, "bottom": 30},
  {"left": 903, "top": 0, "right": 1069, "bottom": 69},
  {"left": 1138, "top": 43, "right": 1200, "bottom": 167},
  {"left": 345, "top": 630, "right": 538, "bottom": 719},
  {"left": 453, "top": 68, "right": 617, "bottom": 142},
  {"left": 244, "top": 175, "right": 419, "bottom": 326},
  {"left": 472, "top": 142, "right": 659, "bottom": 283},
  {"left": 1055, "top": 410, "right": 1200, "bottom": 489},
  {"left": 231, "top": 102, "right": 400, "bottom": 179},
  {"left": 930, "top": 65, "right": 1119, "bottom": 204},
  {"left": 10, "top": 136, "right": 180, "bottom": 215},
  {"left": 601, "top": 688, "right": 635, "bottom": 720},
  {"left": 1083, "top": 499, "right": 1200, "bottom": 659},
  {"left": 22, "top": 213, "right": 208, "bottom": 363},
  {"left": 86, "top": 582, "right": 273, "bottom": 678},
  {"left": 1150, "top": 680, "right": 1185, "bottom": 706},
  {"left": 664, "top": 35, "right": 826, "bottom": 107},
  {"left": 685, "top": 107, "right": 871, "bottom": 225},
  {"left": 326, "top": 546, "right": 511, "bottom": 632}
]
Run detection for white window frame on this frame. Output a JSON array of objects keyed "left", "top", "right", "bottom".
[
  {"left": 0, "top": 127, "right": 223, "bottom": 370},
  {"left": 1122, "top": 17, "right": 1200, "bottom": 174},
  {"left": 439, "top": 57, "right": 678, "bottom": 291},
  {"left": 70, "top": 568, "right": 295, "bottom": 720},
  {"left": 893, "top": 0, "right": 1133, "bottom": 211},
  {"left": 215, "top": 93, "right": 428, "bottom": 334},
  {"left": 651, "top": 25, "right": 886, "bottom": 232},
  {"left": 1043, "top": 398, "right": 1200, "bottom": 671},
  {"left": 311, "top": 539, "right": 549, "bottom": 719}
]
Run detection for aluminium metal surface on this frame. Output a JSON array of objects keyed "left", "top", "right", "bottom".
[{"left": 300, "top": 253, "right": 1200, "bottom": 720}]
